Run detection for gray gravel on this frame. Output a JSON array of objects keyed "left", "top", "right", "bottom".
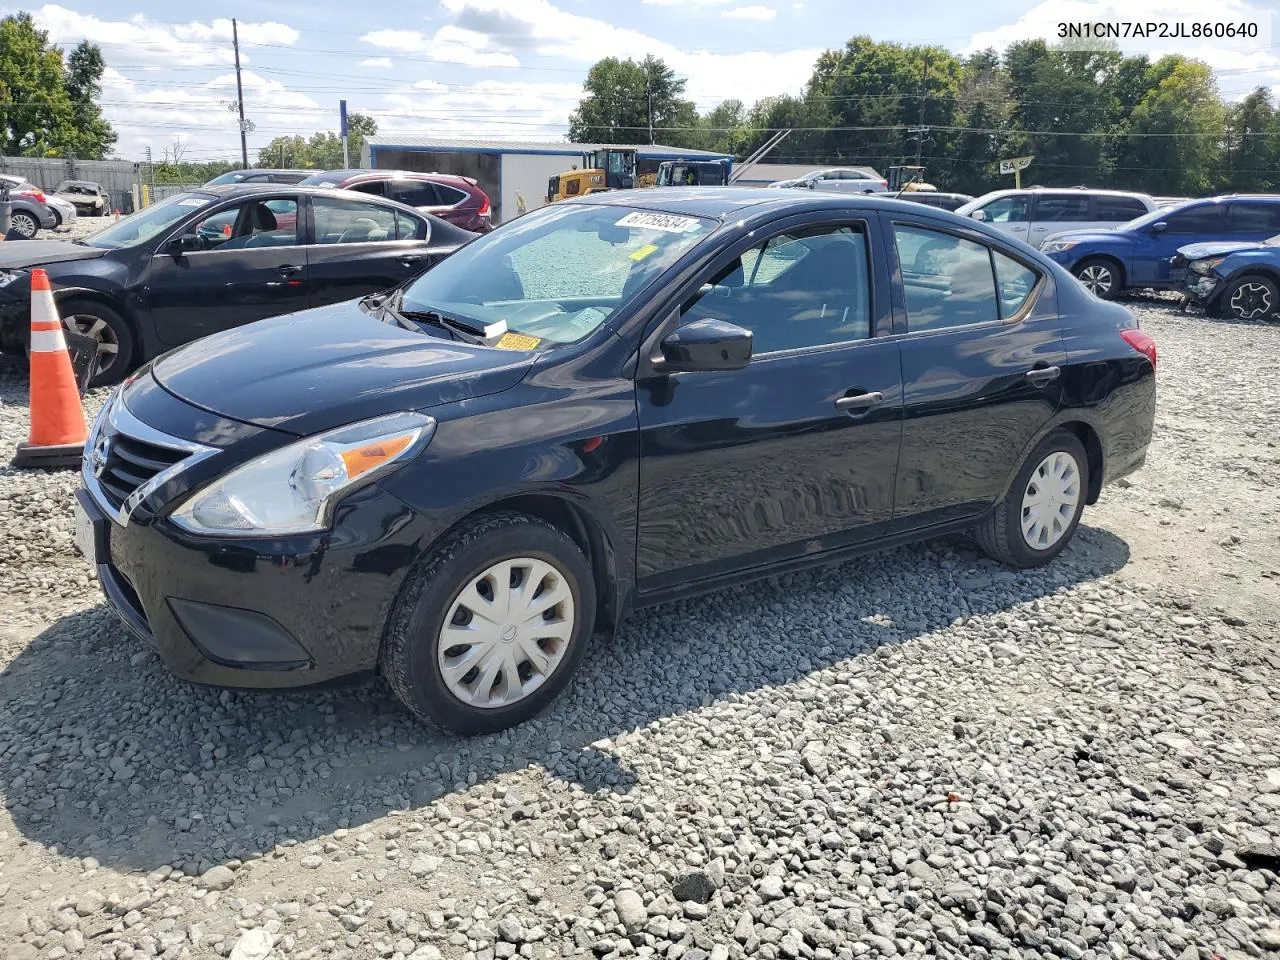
[{"left": 0, "top": 297, "right": 1278, "bottom": 960}]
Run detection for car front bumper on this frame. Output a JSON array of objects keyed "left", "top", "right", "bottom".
[
  {"left": 73, "top": 395, "right": 441, "bottom": 688},
  {"left": 1181, "top": 271, "right": 1220, "bottom": 308}
]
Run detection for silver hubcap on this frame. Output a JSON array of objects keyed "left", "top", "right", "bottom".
[
  {"left": 1229, "top": 281, "right": 1273, "bottom": 319},
  {"left": 1020, "top": 451, "right": 1081, "bottom": 550},
  {"left": 11, "top": 214, "right": 36, "bottom": 238},
  {"left": 64, "top": 314, "right": 119, "bottom": 377},
  {"left": 1078, "top": 264, "right": 1113, "bottom": 295},
  {"left": 438, "top": 557, "right": 575, "bottom": 709}
]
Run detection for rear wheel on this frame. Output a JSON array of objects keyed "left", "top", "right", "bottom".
[
  {"left": 1217, "top": 274, "right": 1279, "bottom": 321},
  {"left": 8, "top": 211, "right": 38, "bottom": 238},
  {"left": 381, "top": 512, "right": 595, "bottom": 734},
  {"left": 974, "top": 429, "right": 1089, "bottom": 568},
  {"left": 1074, "top": 258, "right": 1121, "bottom": 300}
]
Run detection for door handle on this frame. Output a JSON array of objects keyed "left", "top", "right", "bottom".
[
  {"left": 399, "top": 254, "right": 425, "bottom": 266},
  {"left": 1032, "top": 227, "right": 1048, "bottom": 232},
  {"left": 277, "top": 265, "right": 301, "bottom": 277},
  {"left": 835, "top": 390, "right": 884, "bottom": 412},
  {"left": 1026, "top": 365, "right": 1061, "bottom": 385}
]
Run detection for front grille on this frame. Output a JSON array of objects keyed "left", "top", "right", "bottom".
[{"left": 96, "top": 432, "right": 189, "bottom": 509}]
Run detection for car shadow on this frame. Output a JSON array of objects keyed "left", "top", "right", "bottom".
[{"left": 0, "top": 525, "right": 1130, "bottom": 875}]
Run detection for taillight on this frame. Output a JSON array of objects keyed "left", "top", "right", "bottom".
[
  {"left": 19, "top": 188, "right": 46, "bottom": 202},
  {"left": 477, "top": 194, "right": 490, "bottom": 216},
  {"left": 880, "top": 180, "right": 888, "bottom": 188},
  {"left": 1120, "top": 328, "right": 1156, "bottom": 371}
]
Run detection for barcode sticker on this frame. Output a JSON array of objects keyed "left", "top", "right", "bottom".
[{"left": 614, "top": 212, "right": 701, "bottom": 233}]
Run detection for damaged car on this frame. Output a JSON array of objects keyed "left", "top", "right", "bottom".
[{"left": 1174, "top": 235, "right": 1280, "bottom": 321}]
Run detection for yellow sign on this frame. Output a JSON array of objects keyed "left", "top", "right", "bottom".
[
  {"left": 630, "top": 243, "right": 659, "bottom": 261},
  {"left": 494, "top": 332, "right": 542, "bottom": 351}
]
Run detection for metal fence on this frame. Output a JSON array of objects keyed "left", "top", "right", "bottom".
[{"left": 0, "top": 157, "right": 148, "bottom": 213}]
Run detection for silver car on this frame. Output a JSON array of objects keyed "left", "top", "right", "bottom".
[{"left": 768, "top": 168, "right": 889, "bottom": 194}]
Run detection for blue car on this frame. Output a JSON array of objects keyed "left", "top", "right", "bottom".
[
  {"left": 1176, "top": 236, "right": 1280, "bottom": 320},
  {"left": 1041, "top": 195, "right": 1280, "bottom": 300}
]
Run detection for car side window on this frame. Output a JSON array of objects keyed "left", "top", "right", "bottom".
[
  {"left": 395, "top": 211, "right": 429, "bottom": 241},
  {"left": 1034, "top": 194, "right": 1091, "bottom": 222},
  {"left": 680, "top": 224, "right": 872, "bottom": 354},
  {"left": 992, "top": 251, "right": 1040, "bottom": 319},
  {"left": 189, "top": 199, "right": 299, "bottom": 251},
  {"left": 1164, "top": 205, "right": 1224, "bottom": 234},
  {"left": 1226, "top": 203, "right": 1280, "bottom": 234},
  {"left": 391, "top": 181, "right": 440, "bottom": 207},
  {"left": 435, "top": 184, "right": 469, "bottom": 206},
  {"left": 893, "top": 225, "right": 1000, "bottom": 331},
  {"left": 349, "top": 182, "right": 387, "bottom": 197},
  {"left": 979, "top": 196, "right": 1028, "bottom": 223},
  {"left": 1095, "top": 196, "right": 1149, "bottom": 220},
  {"left": 313, "top": 197, "right": 400, "bottom": 244}
]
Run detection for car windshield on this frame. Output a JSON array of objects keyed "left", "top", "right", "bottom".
[
  {"left": 83, "top": 193, "right": 212, "bottom": 249},
  {"left": 399, "top": 203, "right": 717, "bottom": 346},
  {"left": 1119, "top": 202, "right": 1191, "bottom": 231},
  {"left": 204, "top": 171, "right": 248, "bottom": 186}
]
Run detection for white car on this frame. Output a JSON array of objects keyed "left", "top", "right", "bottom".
[
  {"left": 43, "top": 194, "right": 78, "bottom": 230},
  {"left": 768, "top": 168, "right": 889, "bottom": 194},
  {"left": 954, "top": 188, "right": 1157, "bottom": 249}
]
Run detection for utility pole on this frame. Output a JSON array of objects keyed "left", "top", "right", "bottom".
[
  {"left": 908, "top": 51, "right": 931, "bottom": 167},
  {"left": 232, "top": 18, "right": 248, "bottom": 168},
  {"left": 646, "top": 58, "right": 654, "bottom": 145}
]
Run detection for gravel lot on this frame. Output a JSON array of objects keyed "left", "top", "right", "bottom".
[{"left": 0, "top": 295, "right": 1278, "bottom": 960}]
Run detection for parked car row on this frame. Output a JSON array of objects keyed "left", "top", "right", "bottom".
[{"left": 69, "top": 187, "right": 1157, "bottom": 733}]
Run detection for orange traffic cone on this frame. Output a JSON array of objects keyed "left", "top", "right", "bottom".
[{"left": 12, "top": 269, "right": 88, "bottom": 469}]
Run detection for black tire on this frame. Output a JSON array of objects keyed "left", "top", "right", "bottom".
[
  {"left": 974, "top": 429, "right": 1089, "bottom": 568},
  {"left": 1073, "top": 257, "right": 1122, "bottom": 300},
  {"left": 381, "top": 511, "right": 596, "bottom": 735},
  {"left": 9, "top": 211, "right": 38, "bottom": 239},
  {"left": 51, "top": 209, "right": 63, "bottom": 228},
  {"left": 1216, "top": 273, "right": 1279, "bottom": 322},
  {"left": 58, "top": 298, "right": 136, "bottom": 387}
]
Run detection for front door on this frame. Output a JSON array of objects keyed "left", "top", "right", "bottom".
[
  {"left": 973, "top": 194, "right": 1030, "bottom": 245},
  {"left": 635, "top": 217, "right": 904, "bottom": 594},
  {"left": 886, "top": 217, "right": 1066, "bottom": 532},
  {"left": 1029, "top": 192, "right": 1093, "bottom": 248},
  {"left": 145, "top": 196, "right": 309, "bottom": 346},
  {"left": 306, "top": 195, "right": 437, "bottom": 308},
  {"left": 1129, "top": 203, "right": 1225, "bottom": 286}
]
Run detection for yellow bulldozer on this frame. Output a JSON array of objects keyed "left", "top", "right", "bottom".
[{"left": 546, "top": 148, "right": 637, "bottom": 203}]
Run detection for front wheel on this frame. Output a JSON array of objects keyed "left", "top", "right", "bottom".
[
  {"left": 381, "top": 512, "right": 596, "bottom": 734},
  {"left": 59, "top": 299, "right": 136, "bottom": 387},
  {"left": 1073, "top": 258, "right": 1121, "bottom": 300},
  {"left": 974, "top": 429, "right": 1089, "bottom": 568},
  {"left": 1217, "top": 274, "right": 1279, "bottom": 321}
]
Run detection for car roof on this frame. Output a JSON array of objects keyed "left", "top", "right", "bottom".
[
  {"left": 190, "top": 184, "right": 443, "bottom": 204},
  {"left": 564, "top": 185, "right": 981, "bottom": 220},
  {"left": 307, "top": 169, "right": 473, "bottom": 184},
  {"left": 973, "top": 187, "right": 1154, "bottom": 200}
]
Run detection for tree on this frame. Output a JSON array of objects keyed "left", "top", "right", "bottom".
[
  {"left": 0, "top": 13, "right": 74, "bottom": 156},
  {"left": 1223, "top": 88, "right": 1278, "bottom": 193},
  {"left": 257, "top": 112, "right": 378, "bottom": 168},
  {"left": 63, "top": 40, "right": 115, "bottom": 159},
  {"left": 568, "top": 56, "right": 698, "bottom": 145}
]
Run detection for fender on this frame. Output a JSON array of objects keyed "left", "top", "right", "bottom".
[{"left": 994, "top": 408, "right": 1107, "bottom": 507}]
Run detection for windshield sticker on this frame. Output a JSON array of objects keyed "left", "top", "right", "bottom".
[
  {"left": 318, "top": 181, "right": 338, "bottom": 188},
  {"left": 629, "top": 243, "right": 660, "bottom": 261},
  {"left": 615, "top": 211, "right": 701, "bottom": 234},
  {"left": 177, "top": 197, "right": 210, "bottom": 207},
  {"left": 494, "top": 331, "right": 542, "bottom": 351}
]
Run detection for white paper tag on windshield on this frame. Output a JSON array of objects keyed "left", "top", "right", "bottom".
[
  {"left": 177, "top": 197, "right": 209, "bottom": 207},
  {"left": 615, "top": 211, "right": 700, "bottom": 234}
]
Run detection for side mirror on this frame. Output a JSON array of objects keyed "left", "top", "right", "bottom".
[
  {"left": 1150, "top": 221, "right": 1168, "bottom": 234},
  {"left": 970, "top": 209, "right": 988, "bottom": 222},
  {"left": 165, "top": 234, "right": 202, "bottom": 256},
  {"left": 656, "top": 318, "right": 752, "bottom": 373}
]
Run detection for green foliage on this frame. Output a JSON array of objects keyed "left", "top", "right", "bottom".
[
  {"left": 256, "top": 113, "right": 378, "bottom": 170},
  {"left": 0, "top": 13, "right": 114, "bottom": 159},
  {"left": 570, "top": 42, "right": 1273, "bottom": 196}
]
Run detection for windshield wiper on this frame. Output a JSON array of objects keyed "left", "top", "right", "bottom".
[{"left": 379, "top": 289, "right": 507, "bottom": 343}]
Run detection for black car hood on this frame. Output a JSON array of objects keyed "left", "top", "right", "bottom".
[
  {"left": 0, "top": 240, "right": 108, "bottom": 268},
  {"left": 151, "top": 302, "right": 535, "bottom": 436}
]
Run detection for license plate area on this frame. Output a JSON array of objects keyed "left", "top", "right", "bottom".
[{"left": 72, "top": 490, "right": 108, "bottom": 574}]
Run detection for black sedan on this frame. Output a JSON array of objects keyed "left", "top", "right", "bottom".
[
  {"left": 73, "top": 189, "right": 1156, "bottom": 734},
  {"left": 0, "top": 184, "right": 476, "bottom": 385}
]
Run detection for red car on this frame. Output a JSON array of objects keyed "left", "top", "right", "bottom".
[{"left": 298, "top": 170, "right": 492, "bottom": 233}]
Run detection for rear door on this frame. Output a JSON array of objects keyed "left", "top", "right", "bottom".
[
  {"left": 1093, "top": 194, "right": 1151, "bottom": 230},
  {"left": 387, "top": 178, "right": 446, "bottom": 215},
  {"left": 886, "top": 215, "right": 1065, "bottom": 532},
  {"left": 145, "top": 196, "right": 309, "bottom": 346},
  {"left": 1029, "top": 192, "right": 1093, "bottom": 247},
  {"left": 1224, "top": 201, "right": 1280, "bottom": 242},
  {"left": 305, "top": 195, "right": 436, "bottom": 308}
]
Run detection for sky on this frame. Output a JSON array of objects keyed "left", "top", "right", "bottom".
[{"left": 11, "top": 0, "right": 1280, "bottom": 163}]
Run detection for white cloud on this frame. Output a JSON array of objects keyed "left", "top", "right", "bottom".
[
  {"left": 360, "top": 25, "right": 521, "bottom": 67},
  {"left": 373, "top": 79, "right": 584, "bottom": 141},
  {"left": 967, "top": 0, "right": 1280, "bottom": 96},
  {"left": 360, "top": 57, "right": 394, "bottom": 68},
  {"left": 30, "top": 5, "right": 298, "bottom": 67},
  {"left": 723, "top": 5, "right": 776, "bottom": 20},
  {"left": 640, "top": 0, "right": 730, "bottom": 6}
]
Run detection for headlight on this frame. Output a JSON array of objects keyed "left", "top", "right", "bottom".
[
  {"left": 1042, "top": 240, "right": 1077, "bottom": 253},
  {"left": 1189, "top": 257, "right": 1225, "bottom": 275},
  {"left": 0, "top": 269, "right": 25, "bottom": 287},
  {"left": 170, "top": 411, "right": 436, "bottom": 536}
]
